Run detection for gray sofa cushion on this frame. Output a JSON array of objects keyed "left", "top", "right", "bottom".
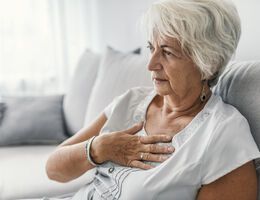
[
  {"left": 0, "top": 95, "right": 67, "bottom": 146},
  {"left": 213, "top": 61, "right": 260, "bottom": 198},
  {"left": 63, "top": 50, "right": 100, "bottom": 136}
]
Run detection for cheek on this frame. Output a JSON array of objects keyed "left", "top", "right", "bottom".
[
  {"left": 164, "top": 59, "right": 200, "bottom": 80},
  {"left": 162, "top": 61, "right": 201, "bottom": 91},
  {"left": 163, "top": 68, "right": 184, "bottom": 93},
  {"left": 163, "top": 65, "right": 184, "bottom": 83}
]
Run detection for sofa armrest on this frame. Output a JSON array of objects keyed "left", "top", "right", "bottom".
[{"left": 0, "top": 145, "right": 95, "bottom": 199}]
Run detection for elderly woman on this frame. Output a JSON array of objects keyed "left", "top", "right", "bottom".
[{"left": 46, "top": 0, "right": 260, "bottom": 199}]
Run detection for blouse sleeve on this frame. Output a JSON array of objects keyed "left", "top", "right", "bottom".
[
  {"left": 200, "top": 114, "right": 260, "bottom": 185},
  {"left": 103, "top": 89, "right": 131, "bottom": 119},
  {"left": 103, "top": 96, "right": 121, "bottom": 119}
]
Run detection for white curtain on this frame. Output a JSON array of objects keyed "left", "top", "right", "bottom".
[{"left": 0, "top": 0, "right": 91, "bottom": 96}]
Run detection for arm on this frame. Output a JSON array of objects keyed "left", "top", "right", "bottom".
[
  {"left": 46, "top": 114, "right": 174, "bottom": 183},
  {"left": 45, "top": 113, "right": 107, "bottom": 183},
  {"left": 197, "top": 161, "right": 258, "bottom": 200}
]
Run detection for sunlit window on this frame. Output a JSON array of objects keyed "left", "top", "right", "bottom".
[{"left": 0, "top": 0, "right": 90, "bottom": 96}]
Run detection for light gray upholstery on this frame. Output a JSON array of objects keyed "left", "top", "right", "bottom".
[
  {"left": 0, "top": 95, "right": 66, "bottom": 146},
  {"left": 0, "top": 102, "right": 6, "bottom": 125},
  {"left": 213, "top": 61, "right": 260, "bottom": 199},
  {"left": 63, "top": 50, "right": 100, "bottom": 136},
  {"left": 83, "top": 47, "right": 151, "bottom": 126}
]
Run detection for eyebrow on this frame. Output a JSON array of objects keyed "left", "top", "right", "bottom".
[
  {"left": 147, "top": 41, "right": 181, "bottom": 53},
  {"left": 160, "top": 44, "right": 181, "bottom": 53},
  {"left": 160, "top": 45, "right": 170, "bottom": 48},
  {"left": 148, "top": 42, "right": 173, "bottom": 48},
  {"left": 147, "top": 41, "right": 152, "bottom": 46}
]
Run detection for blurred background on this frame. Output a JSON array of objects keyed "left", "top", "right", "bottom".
[{"left": 0, "top": 0, "right": 259, "bottom": 96}]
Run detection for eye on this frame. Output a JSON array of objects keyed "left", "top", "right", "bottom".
[
  {"left": 163, "top": 50, "right": 173, "bottom": 56},
  {"left": 146, "top": 44, "right": 154, "bottom": 53}
]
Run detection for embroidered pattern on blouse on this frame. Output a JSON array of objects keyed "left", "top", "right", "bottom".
[
  {"left": 94, "top": 165, "right": 140, "bottom": 200},
  {"left": 174, "top": 111, "right": 210, "bottom": 146},
  {"left": 132, "top": 90, "right": 156, "bottom": 124}
]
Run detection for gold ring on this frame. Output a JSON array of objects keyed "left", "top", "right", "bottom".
[{"left": 140, "top": 152, "right": 144, "bottom": 160}]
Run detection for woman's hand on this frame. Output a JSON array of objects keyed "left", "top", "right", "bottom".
[{"left": 91, "top": 122, "right": 175, "bottom": 170}]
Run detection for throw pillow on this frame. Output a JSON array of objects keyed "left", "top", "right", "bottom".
[
  {"left": 83, "top": 47, "right": 152, "bottom": 126},
  {"left": 63, "top": 50, "right": 100, "bottom": 136},
  {"left": 0, "top": 95, "right": 67, "bottom": 146}
]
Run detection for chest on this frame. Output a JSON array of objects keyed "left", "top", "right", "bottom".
[{"left": 144, "top": 104, "right": 194, "bottom": 137}]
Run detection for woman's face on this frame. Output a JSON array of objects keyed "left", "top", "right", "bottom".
[{"left": 147, "top": 37, "right": 202, "bottom": 99}]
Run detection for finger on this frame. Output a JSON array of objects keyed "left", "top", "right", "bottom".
[
  {"left": 124, "top": 122, "right": 144, "bottom": 135},
  {"left": 140, "top": 152, "right": 171, "bottom": 162},
  {"left": 129, "top": 160, "right": 153, "bottom": 170},
  {"left": 143, "top": 144, "right": 175, "bottom": 154},
  {"left": 140, "top": 135, "right": 172, "bottom": 144}
]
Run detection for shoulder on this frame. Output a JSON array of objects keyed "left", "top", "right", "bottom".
[
  {"left": 122, "top": 86, "right": 154, "bottom": 99},
  {"left": 200, "top": 95, "right": 260, "bottom": 185},
  {"left": 103, "top": 86, "right": 154, "bottom": 125},
  {"left": 209, "top": 94, "right": 248, "bottom": 128},
  {"left": 205, "top": 94, "right": 252, "bottom": 152},
  {"left": 113, "top": 86, "right": 154, "bottom": 106}
]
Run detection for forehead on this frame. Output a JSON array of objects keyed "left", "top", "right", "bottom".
[{"left": 151, "top": 35, "right": 181, "bottom": 50}]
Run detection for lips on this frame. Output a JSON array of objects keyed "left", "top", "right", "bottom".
[
  {"left": 153, "top": 77, "right": 168, "bottom": 85},
  {"left": 153, "top": 77, "right": 167, "bottom": 81}
]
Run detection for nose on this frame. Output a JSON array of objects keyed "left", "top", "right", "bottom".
[{"left": 147, "top": 51, "right": 162, "bottom": 71}]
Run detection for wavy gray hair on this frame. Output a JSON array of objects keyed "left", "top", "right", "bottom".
[{"left": 141, "top": 0, "right": 241, "bottom": 86}]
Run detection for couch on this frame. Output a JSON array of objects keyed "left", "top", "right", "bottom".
[{"left": 0, "top": 47, "right": 259, "bottom": 199}]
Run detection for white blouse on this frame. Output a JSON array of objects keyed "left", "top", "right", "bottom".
[{"left": 72, "top": 87, "right": 260, "bottom": 200}]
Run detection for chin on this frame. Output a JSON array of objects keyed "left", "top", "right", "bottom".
[{"left": 153, "top": 85, "right": 171, "bottom": 96}]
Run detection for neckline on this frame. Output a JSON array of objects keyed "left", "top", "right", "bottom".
[{"left": 141, "top": 90, "right": 215, "bottom": 139}]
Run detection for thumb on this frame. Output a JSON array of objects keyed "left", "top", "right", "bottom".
[{"left": 124, "top": 122, "right": 144, "bottom": 135}]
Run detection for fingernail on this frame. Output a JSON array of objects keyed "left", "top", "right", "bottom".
[
  {"left": 162, "top": 155, "right": 169, "bottom": 160},
  {"left": 166, "top": 135, "right": 172, "bottom": 140},
  {"left": 167, "top": 146, "right": 174, "bottom": 152}
]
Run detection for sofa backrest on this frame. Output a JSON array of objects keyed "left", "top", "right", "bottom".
[
  {"left": 63, "top": 47, "right": 152, "bottom": 136},
  {"left": 83, "top": 47, "right": 152, "bottom": 126},
  {"left": 63, "top": 50, "right": 100, "bottom": 136}
]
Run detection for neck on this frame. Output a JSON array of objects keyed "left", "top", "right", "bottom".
[{"left": 159, "top": 86, "right": 212, "bottom": 119}]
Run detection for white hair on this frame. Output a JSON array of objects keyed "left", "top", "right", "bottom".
[{"left": 141, "top": 0, "right": 241, "bottom": 86}]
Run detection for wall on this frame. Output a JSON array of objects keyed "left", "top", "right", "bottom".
[
  {"left": 89, "top": 0, "right": 260, "bottom": 61},
  {"left": 88, "top": 0, "right": 155, "bottom": 52},
  {"left": 233, "top": 0, "right": 260, "bottom": 61}
]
